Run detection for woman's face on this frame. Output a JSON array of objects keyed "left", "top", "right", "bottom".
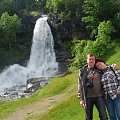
[{"left": 96, "top": 62, "right": 106, "bottom": 70}]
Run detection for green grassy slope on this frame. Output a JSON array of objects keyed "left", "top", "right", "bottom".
[
  {"left": 0, "top": 72, "right": 79, "bottom": 119},
  {"left": 107, "top": 40, "right": 120, "bottom": 66}
]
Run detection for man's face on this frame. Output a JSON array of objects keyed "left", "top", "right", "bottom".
[{"left": 87, "top": 55, "right": 95, "bottom": 67}]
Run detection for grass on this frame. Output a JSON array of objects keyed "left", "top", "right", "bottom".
[
  {"left": 25, "top": 95, "right": 100, "bottom": 120},
  {"left": 40, "top": 97, "right": 100, "bottom": 120},
  {"left": 107, "top": 40, "right": 120, "bottom": 66},
  {"left": 0, "top": 71, "right": 78, "bottom": 119},
  {"left": 26, "top": 95, "right": 85, "bottom": 120},
  {"left": 32, "top": 71, "right": 78, "bottom": 98}
]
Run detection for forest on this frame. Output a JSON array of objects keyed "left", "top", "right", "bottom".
[{"left": 0, "top": 0, "right": 120, "bottom": 71}]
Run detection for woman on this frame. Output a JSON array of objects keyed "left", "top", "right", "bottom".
[{"left": 95, "top": 59, "right": 120, "bottom": 120}]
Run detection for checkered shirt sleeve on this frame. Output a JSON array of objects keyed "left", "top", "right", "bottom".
[{"left": 101, "top": 67, "right": 120, "bottom": 99}]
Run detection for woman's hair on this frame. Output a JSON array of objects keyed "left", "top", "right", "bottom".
[{"left": 95, "top": 58, "right": 105, "bottom": 64}]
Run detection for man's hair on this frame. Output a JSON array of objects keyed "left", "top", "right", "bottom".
[
  {"left": 87, "top": 53, "right": 96, "bottom": 58},
  {"left": 95, "top": 58, "right": 105, "bottom": 64}
]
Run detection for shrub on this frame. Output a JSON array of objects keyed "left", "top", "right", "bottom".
[{"left": 69, "top": 40, "right": 87, "bottom": 71}]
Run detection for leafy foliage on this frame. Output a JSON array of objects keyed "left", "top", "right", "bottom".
[
  {"left": 30, "top": 11, "right": 40, "bottom": 17},
  {"left": 69, "top": 40, "right": 87, "bottom": 71},
  {"left": 92, "top": 21, "right": 115, "bottom": 57},
  {"left": 69, "top": 21, "right": 115, "bottom": 71},
  {"left": 0, "top": 0, "right": 13, "bottom": 15},
  {"left": 82, "top": 0, "right": 119, "bottom": 38},
  {"left": 0, "top": 12, "right": 22, "bottom": 49},
  {"left": 46, "top": 0, "right": 83, "bottom": 21}
]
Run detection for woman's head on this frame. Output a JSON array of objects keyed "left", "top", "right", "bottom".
[{"left": 95, "top": 58, "right": 106, "bottom": 70}]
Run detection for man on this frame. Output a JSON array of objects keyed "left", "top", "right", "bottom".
[{"left": 78, "top": 54, "right": 108, "bottom": 120}]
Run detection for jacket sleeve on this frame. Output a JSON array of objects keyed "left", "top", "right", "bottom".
[{"left": 78, "top": 70, "right": 84, "bottom": 101}]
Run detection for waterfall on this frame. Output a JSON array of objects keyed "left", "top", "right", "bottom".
[
  {"left": 0, "top": 17, "right": 58, "bottom": 91},
  {"left": 27, "top": 17, "right": 58, "bottom": 78}
]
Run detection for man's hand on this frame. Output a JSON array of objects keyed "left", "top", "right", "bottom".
[
  {"left": 80, "top": 100, "right": 86, "bottom": 108},
  {"left": 111, "top": 64, "right": 119, "bottom": 70}
]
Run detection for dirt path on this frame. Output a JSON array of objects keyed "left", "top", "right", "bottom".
[{"left": 3, "top": 93, "right": 66, "bottom": 120}]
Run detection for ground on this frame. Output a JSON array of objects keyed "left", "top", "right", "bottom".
[{"left": 3, "top": 93, "right": 66, "bottom": 120}]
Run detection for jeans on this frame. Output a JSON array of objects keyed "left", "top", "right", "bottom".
[
  {"left": 106, "top": 94, "right": 120, "bottom": 120},
  {"left": 86, "top": 96, "right": 108, "bottom": 120}
]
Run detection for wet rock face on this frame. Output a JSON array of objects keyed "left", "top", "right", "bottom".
[
  {"left": 55, "top": 46, "right": 72, "bottom": 75},
  {"left": 25, "top": 77, "right": 52, "bottom": 93}
]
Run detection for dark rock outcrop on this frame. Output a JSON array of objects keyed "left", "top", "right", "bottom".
[{"left": 24, "top": 77, "right": 52, "bottom": 93}]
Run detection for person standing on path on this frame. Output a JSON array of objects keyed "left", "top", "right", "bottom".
[{"left": 78, "top": 53, "right": 108, "bottom": 120}]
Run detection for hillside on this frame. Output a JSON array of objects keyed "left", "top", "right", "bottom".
[
  {"left": 0, "top": 40, "right": 120, "bottom": 120},
  {"left": 106, "top": 40, "right": 120, "bottom": 66}
]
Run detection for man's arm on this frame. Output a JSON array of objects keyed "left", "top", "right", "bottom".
[{"left": 78, "top": 70, "right": 86, "bottom": 107}]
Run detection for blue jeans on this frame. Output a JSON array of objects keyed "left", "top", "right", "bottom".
[
  {"left": 86, "top": 96, "right": 108, "bottom": 120},
  {"left": 106, "top": 94, "right": 120, "bottom": 120}
]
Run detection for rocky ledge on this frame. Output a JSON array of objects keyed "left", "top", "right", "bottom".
[
  {"left": 25, "top": 77, "right": 52, "bottom": 93},
  {"left": 0, "top": 77, "right": 52, "bottom": 102}
]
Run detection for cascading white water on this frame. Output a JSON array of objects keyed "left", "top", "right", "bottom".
[
  {"left": 0, "top": 17, "right": 58, "bottom": 91},
  {"left": 27, "top": 17, "right": 58, "bottom": 78},
  {"left": 0, "top": 64, "right": 28, "bottom": 91}
]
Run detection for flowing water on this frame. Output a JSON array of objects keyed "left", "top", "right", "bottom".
[{"left": 0, "top": 17, "right": 58, "bottom": 93}]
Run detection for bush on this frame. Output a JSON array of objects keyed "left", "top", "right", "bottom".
[{"left": 69, "top": 40, "right": 87, "bottom": 71}]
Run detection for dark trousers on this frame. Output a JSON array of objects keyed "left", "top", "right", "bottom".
[{"left": 86, "top": 96, "right": 108, "bottom": 120}]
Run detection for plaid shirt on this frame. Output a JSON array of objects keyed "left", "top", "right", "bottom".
[{"left": 101, "top": 66, "right": 120, "bottom": 100}]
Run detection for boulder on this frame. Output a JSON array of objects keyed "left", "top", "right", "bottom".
[{"left": 24, "top": 77, "right": 52, "bottom": 93}]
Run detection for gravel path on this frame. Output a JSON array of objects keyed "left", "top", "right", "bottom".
[{"left": 3, "top": 93, "right": 66, "bottom": 120}]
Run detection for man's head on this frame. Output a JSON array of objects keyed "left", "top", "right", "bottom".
[{"left": 87, "top": 54, "right": 96, "bottom": 68}]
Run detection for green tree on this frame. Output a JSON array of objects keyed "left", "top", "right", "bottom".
[
  {"left": 69, "top": 40, "right": 87, "bottom": 71},
  {"left": 0, "top": 0, "right": 13, "bottom": 15},
  {"left": 46, "top": 0, "right": 84, "bottom": 42},
  {"left": 0, "top": 0, "right": 41, "bottom": 17},
  {"left": 82, "top": 0, "right": 119, "bottom": 38},
  {"left": 0, "top": 12, "right": 22, "bottom": 51},
  {"left": 69, "top": 21, "right": 116, "bottom": 71},
  {"left": 92, "top": 20, "right": 115, "bottom": 57},
  {"left": 11, "top": 0, "right": 38, "bottom": 16},
  {"left": 46, "top": 0, "right": 83, "bottom": 21}
]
